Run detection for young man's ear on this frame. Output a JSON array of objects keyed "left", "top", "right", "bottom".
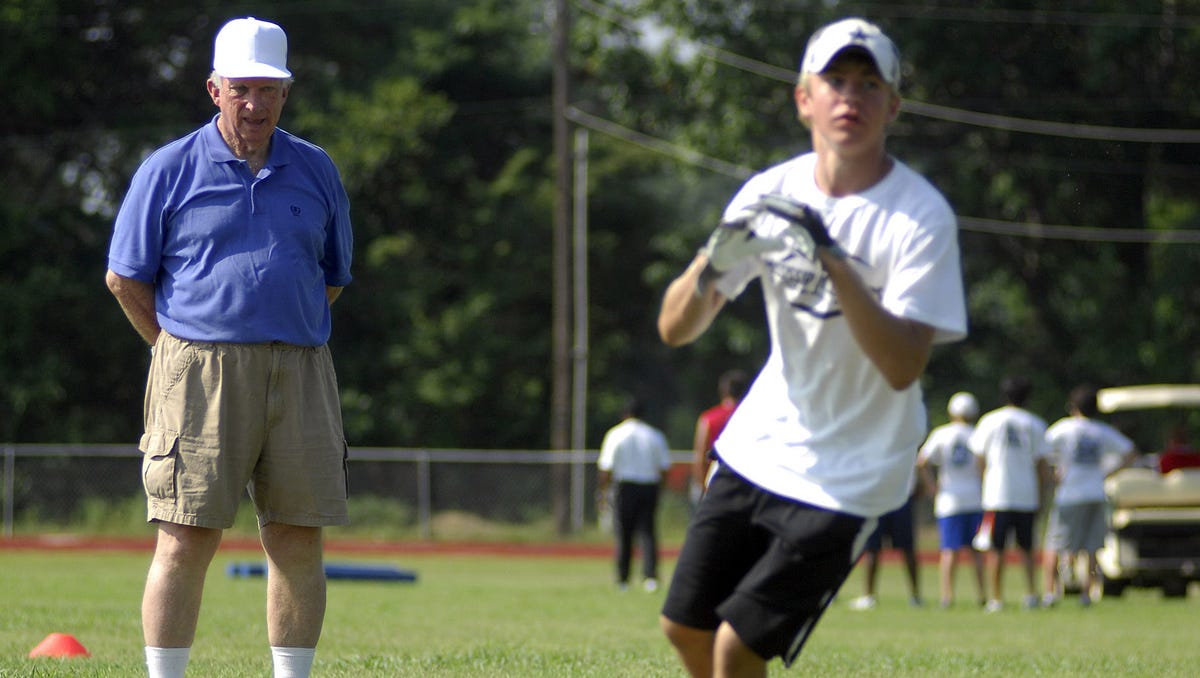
[{"left": 794, "top": 83, "right": 812, "bottom": 126}]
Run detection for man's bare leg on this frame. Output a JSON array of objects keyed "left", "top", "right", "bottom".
[
  {"left": 261, "top": 523, "right": 326, "bottom": 647},
  {"left": 661, "top": 616, "right": 715, "bottom": 678},
  {"left": 713, "top": 622, "right": 766, "bottom": 678},
  {"left": 142, "top": 523, "right": 223, "bottom": 647}
]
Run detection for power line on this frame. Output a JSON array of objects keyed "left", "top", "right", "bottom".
[
  {"left": 564, "top": 106, "right": 753, "bottom": 180},
  {"left": 958, "top": 217, "right": 1200, "bottom": 244},
  {"left": 903, "top": 101, "right": 1200, "bottom": 143},
  {"left": 573, "top": 0, "right": 1200, "bottom": 143},
  {"left": 566, "top": 105, "right": 1198, "bottom": 244},
  {"left": 567, "top": 1, "right": 1200, "bottom": 243}
]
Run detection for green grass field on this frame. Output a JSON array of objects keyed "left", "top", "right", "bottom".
[{"left": 2, "top": 547, "right": 1199, "bottom": 677}]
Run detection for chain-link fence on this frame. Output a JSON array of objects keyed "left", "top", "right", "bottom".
[{"left": 1, "top": 445, "right": 697, "bottom": 541}]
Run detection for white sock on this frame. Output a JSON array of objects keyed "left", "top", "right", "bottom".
[
  {"left": 271, "top": 646, "right": 316, "bottom": 678},
  {"left": 145, "top": 646, "right": 190, "bottom": 678}
]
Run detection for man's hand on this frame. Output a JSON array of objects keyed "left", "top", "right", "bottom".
[
  {"left": 699, "top": 210, "right": 787, "bottom": 274},
  {"left": 696, "top": 204, "right": 788, "bottom": 295},
  {"left": 757, "top": 193, "right": 843, "bottom": 259}
]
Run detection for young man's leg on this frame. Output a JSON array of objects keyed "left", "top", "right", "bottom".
[
  {"left": 969, "top": 548, "right": 987, "bottom": 606},
  {"left": 614, "top": 484, "right": 636, "bottom": 586},
  {"left": 637, "top": 484, "right": 661, "bottom": 585},
  {"left": 891, "top": 499, "right": 921, "bottom": 605},
  {"left": 850, "top": 524, "right": 882, "bottom": 609},
  {"left": 984, "top": 512, "right": 1011, "bottom": 610},
  {"left": 660, "top": 619, "right": 714, "bottom": 678},
  {"left": 714, "top": 623, "right": 767, "bottom": 678},
  {"left": 938, "top": 548, "right": 955, "bottom": 606},
  {"left": 1013, "top": 511, "right": 1039, "bottom": 607}
]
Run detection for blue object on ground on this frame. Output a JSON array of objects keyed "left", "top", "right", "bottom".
[{"left": 226, "top": 561, "right": 417, "bottom": 582}]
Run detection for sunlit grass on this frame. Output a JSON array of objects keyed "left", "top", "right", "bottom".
[{"left": 3, "top": 549, "right": 1199, "bottom": 676}]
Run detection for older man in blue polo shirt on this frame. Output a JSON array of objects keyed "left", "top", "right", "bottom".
[{"left": 105, "top": 17, "right": 352, "bottom": 678}]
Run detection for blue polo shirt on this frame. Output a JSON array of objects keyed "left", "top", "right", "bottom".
[{"left": 108, "top": 116, "right": 353, "bottom": 345}]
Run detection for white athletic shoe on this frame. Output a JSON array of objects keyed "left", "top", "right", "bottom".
[
  {"left": 984, "top": 599, "right": 1004, "bottom": 613},
  {"left": 643, "top": 578, "right": 659, "bottom": 593},
  {"left": 849, "top": 595, "right": 877, "bottom": 611}
]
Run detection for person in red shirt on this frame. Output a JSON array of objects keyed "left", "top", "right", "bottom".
[
  {"left": 1159, "top": 425, "right": 1200, "bottom": 473},
  {"left": 690, "top": 370, "right": 749, "bottom": 506}
]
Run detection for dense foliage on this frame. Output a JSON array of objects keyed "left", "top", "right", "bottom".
[{"left": 3, "top": 0, "right": 1200, "bottom": 455}]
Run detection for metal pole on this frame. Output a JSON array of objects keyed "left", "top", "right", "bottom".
[
  {"left": 3, "top": 446, "right": 14, "bottom": 539},
  {"left": 570, "top": 128, "right": 590, "bottom": 532},
  {"left": 550, "top": 0, "right": 573, "bottom": 535},
  {"left": 417, "top": 450, "right": 432, "bottom": 540}
]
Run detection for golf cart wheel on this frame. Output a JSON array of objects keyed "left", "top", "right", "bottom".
[
  {"left": 1101, "top": 577, "right": 1127, "bottom": 598},
  {"left": 1162, "top": 579, "right": 1188, "bottom": 598}
]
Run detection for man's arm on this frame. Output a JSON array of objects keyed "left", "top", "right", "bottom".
[
  {"left": 105, "top": 270, "right": 160, "bottom": 346},
  {"left": 817, "top": 249, "right": 935, "bottom": 390},
  {"left": 692, "top": 416, "right": 712, "bottom": 490},
  {"left": 657, "top": 256, "right": 727, "bottom": 346},
  {"left": 326, "top": 285, "right": 344, "bottom": 305}
]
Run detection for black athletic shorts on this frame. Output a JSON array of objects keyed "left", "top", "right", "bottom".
[
  {"left": 985, "top": 509, "right": 1036, "bottom": 552},
  {"left": 661, "top": 463, "right": 873, "bottom": 666}
]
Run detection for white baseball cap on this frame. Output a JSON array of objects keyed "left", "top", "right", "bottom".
[
  {"left": 800, "top": 18, "right": 900, "bottom": 88},
  {"left": 212, "top": 17, "right": 291, "bottom": 79},
  {"left": 947, "top": 392, "right": 979, "bottom": 419}
]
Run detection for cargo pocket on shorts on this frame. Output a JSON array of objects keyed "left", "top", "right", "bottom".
[{"left": 140, "top": 430, "right": 180, "bottom": 501}]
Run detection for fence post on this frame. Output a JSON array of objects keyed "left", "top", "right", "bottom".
[
  {"left": 416, "top": 450, "right": 432, "bottom": 541},
  {"left": 3, "top": 445, "right": 14, "bottom": 539}
]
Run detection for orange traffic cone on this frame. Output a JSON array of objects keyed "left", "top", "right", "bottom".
[{"left": 28, "top": 633, "right": 90, "bottom": 658}]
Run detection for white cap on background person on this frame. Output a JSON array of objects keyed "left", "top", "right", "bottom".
[
  {"left": 213, "top": 17, "right": 292, "bottom": 79},
  {"left": 800, "top": 17, "right": 900, "bottom": 88},
  {"left": 947, "top": 391, "right": 979, "bottom": 420}
]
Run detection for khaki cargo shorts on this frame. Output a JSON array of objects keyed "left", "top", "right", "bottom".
[{"left": 139, "top": 331, "right": 349, "bottom": 529}]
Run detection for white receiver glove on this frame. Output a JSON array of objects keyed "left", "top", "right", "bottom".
[{"left": 696, "top": 204, "right": 787, "bottom": 295}]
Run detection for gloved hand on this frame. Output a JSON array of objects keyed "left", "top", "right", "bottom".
[
  {"left": 698, "top": 210, "right": 788, "bottom": 274},
  {"left": 756, "top": 192, "right": 843, "bottom": 260},
  {"left": 695, "top": 203, "right": 788, "bottom": 295}
]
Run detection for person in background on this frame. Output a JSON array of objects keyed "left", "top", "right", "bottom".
[
  {"left": 917, "top": 391, "right": 986, "bottom": 609},
  {"left": 690, "top": 369, "right": 750, "bottom": 506},
  {"left": 654, "top": 17, "right": 966, "bottom": 675},
  {"left": 847, "top": 474, "right": 924, "bottom": 610},
  {"left": 969, "top": 376, "right": 1052, "bottom": 612},
  {"left": 1040, "top": 385, "right": 1136, "bottom": 607},
  {"left": 105, "top": 17, "right": 353, "bottom": 678},
  {"left": 597, "top": 397, "right": 673, "bottom": 593},
  {"left": 1158, "top": 424, "right": 1200, "bottom": 473}
]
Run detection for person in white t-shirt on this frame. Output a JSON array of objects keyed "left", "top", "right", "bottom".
[
  {"left": 917, "top": 391, "right": 986, "bottom": 609},
  {"left": 969, "top": 376, "right": 1052, "bottom": 612},
  {"left": 597, "top": 397, "right": 673, "bottom": 593},
  {"left": 1040, "top": 385, "right": 1136, "bottom": 607},
  {"left": 655, "top": 17, "right": 967, "bottom": 676}
]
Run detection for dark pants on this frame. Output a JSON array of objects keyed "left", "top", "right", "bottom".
[{"left": 615, "top": 481, "right": 661, "bottom": 582}]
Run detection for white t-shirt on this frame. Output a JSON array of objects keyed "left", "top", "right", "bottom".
[
  {"left": 711, "top": 153, "right": 967, "bottom": 518},
  {"left": 917, "top": 421, "right": 982, "bottom": 517},
  {"left": 968, "top": 406, "right": 1049, "bottom": 511},
  {"left": 1045, "top": 416, "right": 1134, "bottom": 505},
  {"left": 597, "top": 418, "right": 672, "bottom": 484}
]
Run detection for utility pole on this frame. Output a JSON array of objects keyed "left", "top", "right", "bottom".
[{"left": 550, "top": 0, "right": 572, "bottom": 535}]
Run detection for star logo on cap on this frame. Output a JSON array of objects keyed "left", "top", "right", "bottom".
[{"left": 849, "top": 28, "right": 869, "bottom": 43}]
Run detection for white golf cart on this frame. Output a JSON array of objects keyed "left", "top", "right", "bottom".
[{"left": 1094, "top": 384, "right": 1200, "bottom": 598}]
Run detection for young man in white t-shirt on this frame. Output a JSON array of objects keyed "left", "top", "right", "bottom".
[
  {"left": 917, "top": 391, "right": 986, "bottom": 609},
  {"left": 656, "top": 17, "right": 967, "bottom": 676},
  {"left": 1040, "top": 385, "right": 1136, "bottom": 606},
  {"left": 969, "top": 375, "right": 1052, "bottom": 612},
  {"left": 596, "top": 397, "right": 674, "bottom": 593}
]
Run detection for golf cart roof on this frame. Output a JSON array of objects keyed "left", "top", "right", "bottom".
[{"left": 1097, "top": 385, "right": 1200, "bottom": 413}]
